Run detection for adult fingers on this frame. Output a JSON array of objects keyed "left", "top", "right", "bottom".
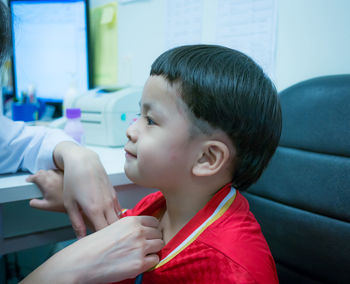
[
  {"left": 104, "top": 191, "right": 120, "bottom": 224},
  {"left": 26, "top": 172, "right": 48, "bottom": 196},
  {"left": 138, "top": 216, "right": 161, "bottom": 228},
  {"left": 29, "top": 198, "right": 49, "bottom": 210},
  {"left": 26, "top": 170, "right": 44, "bottom": 184},
  {"left": 26, "top": 174, "right": 35, "bottom": 183},
  {"left": 113, "top": 192, "right": 122, "bottom": 218},
  {"left": 141, "top": 226, "right": 163, "bottom": 240},
  {"left": 142, "top": 254, "right": 160, "bottom": 271},
  {"left": 105, "top": 208, "right": 119, "bottom": 225},
  {"left": 87, "top": 211, "right": 109, "bottom": 231},
  {"left": 66, "top": 202, "right": 87, "bottom": 239},
  {"left": 26, "top": 170, "right": 58, "bottom": 188},
  {"left": 144, "top": 239, "right": 165, "bottom": 255}
]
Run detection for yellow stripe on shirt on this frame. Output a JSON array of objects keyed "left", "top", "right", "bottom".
[{"left": 153, "top": 187, "right": 237, "bottom": 270}]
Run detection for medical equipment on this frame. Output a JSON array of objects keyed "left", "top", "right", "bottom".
[{"left": 65, "top": 87, "right": 142, "bottom": 147}]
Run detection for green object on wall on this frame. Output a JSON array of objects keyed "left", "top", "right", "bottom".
[{"left": 90, "top": 2, "right": 118, "bottom": 87}]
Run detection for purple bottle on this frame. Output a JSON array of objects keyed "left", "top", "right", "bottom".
[{"left": 64, "top": 108, "right": 84, "bottom": 144}]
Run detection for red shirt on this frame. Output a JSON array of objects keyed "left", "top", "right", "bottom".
[{"left": 116, "top": 184, "right": 278, "bottom": 284}]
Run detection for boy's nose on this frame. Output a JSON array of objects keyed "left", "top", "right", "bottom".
[{"left": 126, "top": 121, "right": 138, "bottom": 142}]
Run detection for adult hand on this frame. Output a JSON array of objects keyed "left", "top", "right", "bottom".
[
  {"left": 27, "top": 169, "right": 99, "bottom": 232},
  {"left": 27, "top": 169, "right": 65, "bottom": 212},
  {"left": 20, "top": 216, "right": 164, "bottom": 284},
  {"left": 53, "top": 141, "right": 121, "bottom": 238}
]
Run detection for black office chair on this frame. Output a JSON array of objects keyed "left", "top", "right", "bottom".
[{"left": 243, "top": 74, "right": 350, "bottom": 284}]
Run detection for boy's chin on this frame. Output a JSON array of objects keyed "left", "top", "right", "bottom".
[
  {"left": 124, "top": 168, "right": 141, "bottom": 185},
  {"left": 124, "top": 167, "right": 134, "bottom": 180},
  {"left": 124, "top": 166, "right": 160, "bottom": 189}
]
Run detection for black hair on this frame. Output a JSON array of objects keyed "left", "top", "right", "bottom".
[
  {"left": 150, "top": 44, "right": 282, "bottom": 191},
  {"left": 0, "top": 1, "right": 11, "bottom": 67}
]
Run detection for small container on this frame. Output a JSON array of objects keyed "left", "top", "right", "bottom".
[
  {"left": 12, "top": 102, "right": 38, "bottom": 122},
  {"left": 64, "top": 108, "right": 84, "bottom": 144}
]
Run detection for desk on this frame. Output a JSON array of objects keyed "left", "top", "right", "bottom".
[{"left": 0, "top": 146, "right": 156, "bottom": 255}]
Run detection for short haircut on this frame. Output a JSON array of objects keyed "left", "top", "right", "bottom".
[
  {"left": 150, "top": 44, "right": 282, "bottom": 191},
  {"left": 0, "top": 1, "right": 11, "bottom": 67}
]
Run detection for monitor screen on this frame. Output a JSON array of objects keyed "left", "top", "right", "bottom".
[{"left": 9, "top": 0, "right": 90, "bottom": 102}]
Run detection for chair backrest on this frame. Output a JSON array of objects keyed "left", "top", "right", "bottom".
[{"left": 243, "top": 74, "right": 350, "bottom": 284}]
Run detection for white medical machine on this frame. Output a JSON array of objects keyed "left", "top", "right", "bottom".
[{"left": 65, "top": 87, "right": 142, "bottom": 147}]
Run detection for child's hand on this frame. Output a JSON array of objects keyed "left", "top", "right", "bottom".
[{"left": 27, "top": 169, "right": 65, "bottom": 212}]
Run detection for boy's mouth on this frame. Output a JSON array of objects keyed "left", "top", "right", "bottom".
[{"left": 124, "top": 148, "right": 137, "bottom": 158}]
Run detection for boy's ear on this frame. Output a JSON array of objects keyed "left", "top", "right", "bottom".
[{"left": 192, "top": 141, "right": 231, "bottom": 177}]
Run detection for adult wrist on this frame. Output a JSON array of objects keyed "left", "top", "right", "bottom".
[
  {"left": 19, "top": 252, "right": 81, "bottom": 284},
  {"left": 53, "top": 141, "right": 99, "bottom": 171}
]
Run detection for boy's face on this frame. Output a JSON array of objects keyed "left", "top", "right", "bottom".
[{"left": 124, "top": 75, "right": 202, "bottom": 190}]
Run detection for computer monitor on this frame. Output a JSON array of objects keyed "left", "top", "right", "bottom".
[{"left": 9, "top": 0, "right": 91, "bottom": 103}]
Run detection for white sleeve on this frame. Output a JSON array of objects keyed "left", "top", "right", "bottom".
[{"left": 0, "top": 116, "right": 76, "bottom": 174}]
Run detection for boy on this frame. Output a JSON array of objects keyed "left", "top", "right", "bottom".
[
  {"left": 119, "top": 44, "right": 280, "bottom": 283},
  {"left": 31, "top": 45, "right": 281, "bottom": 283}
]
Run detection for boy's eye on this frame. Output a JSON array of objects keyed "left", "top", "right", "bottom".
[{"left": 146, "top": 116, "right": 156, "bottom": 125}]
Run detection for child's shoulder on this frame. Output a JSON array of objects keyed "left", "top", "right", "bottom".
[
  {"left": 196, "top": 191, "right": 278, "bottom": 283},
  {"left": 203, "top": 191, "right": 269, "bottom": 253}
]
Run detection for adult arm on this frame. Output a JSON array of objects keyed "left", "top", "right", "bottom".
[
  {"left": 52, "top": 141, "right": 121, "bottom": 237},
  {"left": 1, "top": 116, "right": 120, "bottom": 237},
  {"left": 20, "top": 216, "right": 164, "bottom": 284},
  {"left": 0, "top": 116, "right": 72, "bottom": 173},
  {"left": 28, "top": 161, "right": 121, "bottom": 238}
]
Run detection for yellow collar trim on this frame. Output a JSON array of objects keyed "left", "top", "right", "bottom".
[{"left": 153, "top": 187, "right": 237, "bottom": 270}]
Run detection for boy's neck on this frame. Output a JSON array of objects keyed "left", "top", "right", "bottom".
[{"left": 159, "top": 181, "right": 226, "bottom": 244}]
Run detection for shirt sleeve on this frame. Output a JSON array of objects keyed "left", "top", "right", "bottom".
[{"left": 0, "top": 116, "right": 76, "bottom": 174}]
